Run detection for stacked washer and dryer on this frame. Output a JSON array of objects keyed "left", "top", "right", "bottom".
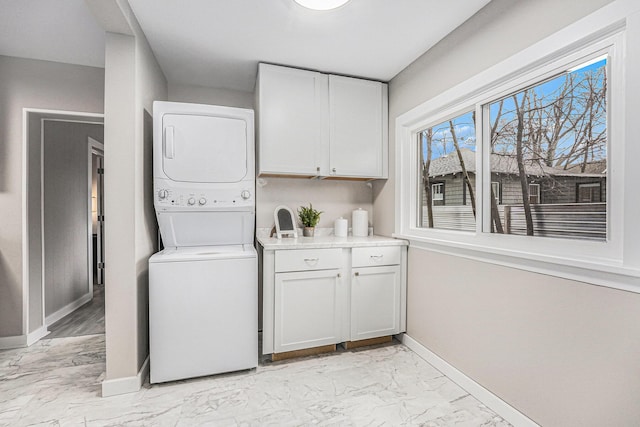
[{"left": 149, "top": 101, "right": 257, "bottom": 384}]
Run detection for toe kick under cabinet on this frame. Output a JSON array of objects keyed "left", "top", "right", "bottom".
[{"left": 259, "top": 237, "right": 407, "bottom": 357}]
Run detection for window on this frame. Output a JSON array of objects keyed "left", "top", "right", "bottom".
[
  {"left": 528, "top": 183, "right": 540, "bottom": 204},
  {"left": 488, "top": 58, "right": 607, "bottom": 240},
  {"left": 577, "top": 182, "right": 602, "bottom": 203},
  {"left": 491, "top": 182, "right": 501, "bottom": 204},
  {"left": 431, "top": 183, "right": 444, "bottom": 201},
  {"left": 419, "top": 111, "right": 476, "bottom": 231},
  {"left": 395, "top": 12, "right": 634, "bottom": 291}
]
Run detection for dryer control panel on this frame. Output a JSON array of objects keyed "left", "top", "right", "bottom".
[
  {"left": 155, "top": 187, "right": 253, "bottom": 210},
  {"left": 154, "top": 178, "right": 254, "bottom": 211}
]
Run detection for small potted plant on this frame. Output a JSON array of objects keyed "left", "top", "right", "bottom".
[{"left": 298, "top": 203, "right": 322, "bottom": 237}]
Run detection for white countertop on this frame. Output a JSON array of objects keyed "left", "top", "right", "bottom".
[{"left": 257, "top": 233, "right": 407, "bottom": 250}]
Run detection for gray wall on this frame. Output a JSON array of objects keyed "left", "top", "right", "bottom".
[
  {"left": 0, "top": 55, "right": 104, "bottom": 338},
  {"left": 43, "top": 120, "right": 103, "bottom": 318},
  {"left": 168, "top": 82, "right": 254, "bottom": 109},
  {"left": 377, "top": 0, "right": 640, "bottom": 425},
  {"left": 97, "top": 0, "right": 168, "bottom": 383}
]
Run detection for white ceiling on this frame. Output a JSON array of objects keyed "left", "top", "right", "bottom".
[
  {"left": 0, "top": 0, "right": 105, "bottom": 68},
  {"left": 0, "top": 0, "right": 492, "bottom": 93}
]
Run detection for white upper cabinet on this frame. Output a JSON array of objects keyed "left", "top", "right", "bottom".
[
  {"left": 329, "top": 75, "right": 387, "bottom": 178},
  {"left": 257, "top": 64, "right": 327, "bottom": 176},
  {"left": 256, "top": 63, "right": 388, "bottom": 179}
]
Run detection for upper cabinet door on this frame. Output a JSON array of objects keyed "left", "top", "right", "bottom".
[
  {"left": 162, "top": 113, "right": 248, "bottom": 183},
  {"left": 329, "top": 75, "right": 388, "bottom": 178},
  {"left": 257, "top": 64, "right": 327, "bottom": 176}
]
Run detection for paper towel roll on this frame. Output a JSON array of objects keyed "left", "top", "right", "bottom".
[
  {"left": 334, "top": 217, "right": 348, "bottom": 237},
  {"left": 352, "top": 208, "right": 369, "bottom": 237}
]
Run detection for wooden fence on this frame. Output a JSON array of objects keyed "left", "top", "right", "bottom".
[
  {"left": 423, "top": 202, "right": 606, "bottom": 241},
  {"left": 424, "top": 205, "right": 479, "bottom": 232},
  {"left": 504, "top": 202, "right": 606, "bottom": 241}
]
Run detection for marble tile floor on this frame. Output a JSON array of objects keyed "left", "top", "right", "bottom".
[{"left": 0, "top": 334, "right": 511, "bottom": 426}]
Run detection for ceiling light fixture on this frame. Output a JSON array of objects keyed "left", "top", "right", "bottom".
[{"left": 294, "top": 0, "right": 351, "bottom": 11}]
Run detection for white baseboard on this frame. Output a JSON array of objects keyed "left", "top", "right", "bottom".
[
  {"left": 102, "top": 356, "right": 149, "bottom": 397},
  {"left": 0, "top": 335, "right": 26, "bottom": 350},
  {"left": 402, "top": 334, "right": 539, "bottom": 427},
  {"left": 0, "top": 326, "right": 50, "bottom": 349},
  {"left": 26, "top": 325, "right": 50, "bottom": 346},
  {"left": 45, "top": 291, "right": 92, "bottom": 327}
]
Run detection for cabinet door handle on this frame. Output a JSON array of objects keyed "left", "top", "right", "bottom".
[
  {"left": 337, "top": 273, "right": 341, "bottom": 278},
  {"left": 354, "top": 272, "right": 360, "bottom": 276},
  {"left": 332, "top": 167, "right": 336, "bottom": 174}
]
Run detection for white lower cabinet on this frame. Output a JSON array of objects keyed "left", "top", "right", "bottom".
[
  {"left": 261, "top": 243, "right": 406, "bottom": 356},
  {"left": 351, "top": 265, "right": 401, "bottom": 341},
  {"left": 274, "top": 269, "right": 342, "bottom": 353}
]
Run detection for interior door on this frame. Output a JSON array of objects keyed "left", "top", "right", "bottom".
[
  {"left": 96, "top": 155, "right": 105, "bottom": 285},
  {"left": 162, "top": 113, "right": 248, "bottom": 183}
]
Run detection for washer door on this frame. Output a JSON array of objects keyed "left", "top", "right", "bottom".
[{"left": 162, "top": 113, "right": 248, "bottom": 183}]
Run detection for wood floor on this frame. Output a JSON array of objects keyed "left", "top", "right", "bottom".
[{"left": 47, "top": 284, "right": 105, "bottom": 338}]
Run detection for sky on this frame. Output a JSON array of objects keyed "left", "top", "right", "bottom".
[{"left": 421, "top": 58, "right": 607, "bottom": 167}]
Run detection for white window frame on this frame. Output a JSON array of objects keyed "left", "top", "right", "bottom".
[
  {"left": 431, "top": 183, "right": 444, "bottom": 201},
  {"left": 395, "top": 1, "right": 640, "bottom": 293}
]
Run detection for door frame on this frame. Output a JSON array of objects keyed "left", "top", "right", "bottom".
[
  {"left": 88, "top": 138, "right": 104, "bottom": 290},
  {"left": 21, "top": 108, "right": 103, "bottom": 343}
]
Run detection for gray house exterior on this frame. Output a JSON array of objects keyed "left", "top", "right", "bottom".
[
  {"left": 421, "top": 149, "right": 607, "bottom": 240},
  {"left": 424, "top": 148, "right": 606, "bottom": 207}
]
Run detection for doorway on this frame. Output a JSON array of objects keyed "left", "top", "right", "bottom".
[
  {"left": 90, "top": 139, "right": 105, "bottom": 287},
  {"left": 23, "top": 110, "right": 105, "bottom": 342}
]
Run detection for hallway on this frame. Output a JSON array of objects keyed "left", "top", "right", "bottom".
[{"left": 47, "top": 285, "right": 105, "bottom": 339}]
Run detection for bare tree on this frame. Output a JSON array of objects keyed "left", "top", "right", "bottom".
[
  {"left": 421, "top": 129, "right": 434, "bottom": 228},
  {"left": 486, "top": 104, "right": 504, "bottom": 234},
  {"left": 513, "top": 92, "right": 534, "bottom": 236},
  {"left": 449, "top": 120, "right": 476, "bottom": 217},
  {"left": 542, "top": 73, "right": 580, "bottom": 167},
  {"left": 559, "top": 67, "right": 607, "bottom": 170}
]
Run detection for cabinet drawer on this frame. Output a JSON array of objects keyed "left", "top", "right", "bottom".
[
  {"left": 352, "top": 246, "right": 401, "bottom": 268},
  {"left": 275, "top": 248, "right": 342, "bottom": 273}
]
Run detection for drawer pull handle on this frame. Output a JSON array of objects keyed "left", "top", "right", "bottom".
[
  {"left": 370, "top": 255, "right": 383, "bottom": 259},
  {"left": 303, "top": 258, "right": 319, "bottom": 263},
  {"left": 354, "top": 272, "right": 360, "bottom": 276}
]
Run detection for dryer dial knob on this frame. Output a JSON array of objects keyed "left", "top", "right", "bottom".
[
  {"left": 198, "top": 198, "right": 207, "bottom": 206},
  {"left": 158, "top": 189, "right": 168, "bottom": 199},
  {"left": 241, "top": 190, "right": 251, "bottom": 200},
  {"left": 187, "top": 197, "right": 196, "bottom": 206}
]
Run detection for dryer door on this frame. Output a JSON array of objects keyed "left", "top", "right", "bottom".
[{"left": 162, "top": 113, "right": 248, "bottom": 183}]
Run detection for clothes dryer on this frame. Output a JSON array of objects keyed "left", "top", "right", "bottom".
[
  {"left": 149, "top": 101, "right": 257, "bottom": 383},
  {"left": 153, "top": 101, "right": 255, "bottom": 246}
]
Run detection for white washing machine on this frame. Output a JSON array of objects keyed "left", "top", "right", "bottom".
[
  {"left": 149, "top": 245, "right": 257, "bottom": 384},
  {"left": 149, "top": 101, "right": 257, "bottom": 384}
]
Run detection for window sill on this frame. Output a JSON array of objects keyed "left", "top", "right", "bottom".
[{"left": 394, "top": 232, "right": 640, "bottom": 294}]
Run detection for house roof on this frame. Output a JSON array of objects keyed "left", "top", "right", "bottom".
[{"left": 427, "top": 148, "right": 606, "bottom": 178}]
